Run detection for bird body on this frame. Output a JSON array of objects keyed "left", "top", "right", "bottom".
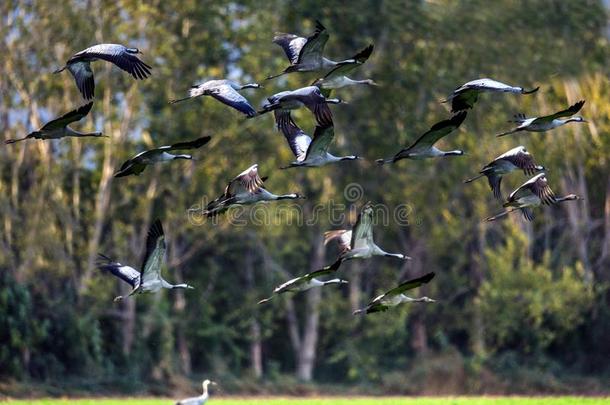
[
  {"left": 276, "top": 114, "right": 359, "bottom": 168},
  {"left": 497, "top": 101, "right": 586, "bottom": 136},
  {"left": 97, "top": 220, "right": 194, "bottom": 301},
  {"left": 354, "top": 272, "right": 436, "bottom": 314},
  {"left": 5, "top": 102, "right": 103, "bottom": 144},
  {"left": 485, "top": 173, "right": 582, "bottom": 222},
  {"left": 323, "top": 203, "right": 410, "bottom": 271},
  {"left": 114, "top": 136, "right": 211, "bottom": 177},
  {"left": 376, "top": 112, "right": 467, "bottom": 164},
  {"left": 443, "top": 78, "right": 538, "bottom": 112},
  {"left": 258, "top": 86, "right": 343, "bottom": 127},
  {"left": 170, "top": 79, "right": 261, "bottom": 117},
  {"left": 269, "top": 21, "right": 338, "bottom": 78},
  {"left": 55, "top": 44, "right": 151, "bottom": 99},
  {"left": 258, "top": 262, "right": 346, "bottom": 304},
  {"left": 464, "top": 145, "right": 545, "bottom": 199},
  {"left": 176, "top": 380, "right": 216, "bottom": 405},
  {"left": 311, "top": 44, "right": 376, "bottom": 93},
  {"left": 202, "top": 164, "right": 304, "bottom": 216}
]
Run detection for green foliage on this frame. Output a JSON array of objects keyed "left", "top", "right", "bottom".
[{"left": 480, "top": 228, "right": 593, "bottom": 354}]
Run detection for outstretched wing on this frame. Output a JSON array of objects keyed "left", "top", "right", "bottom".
[
  {"left": 209, "top": 84, "right": 257, "bottom": 117},
  {"left": 164, "top": 136, "right": 212, "bottom": 151},
  {"left": 41, "top": 102, "right": 94, "bottom": 130},
  {"left": 324, "top": 229, "right": 352, "bottom": 253},
  {"left": 351, "top": 204, "right": 374, "bottom": 250},
  {"left": 276, "top": 111, "right": 311, "bottom": 161},
  {"left": 384, "top": 272, "right": 435, "bottom": 298},
  {"left": 406, "top": 111, "right": 467, "bottom": 150},
  {"left": 67, "top": 61, "right": 95, "bottom": 100},
  {"left": 527, "top": 174, "right": 556, "bottom": 205},
  {"left": 225, "top": 164, "right": 264, "bottom": 197},
  {"left": 272, "top": 33, "right": 307, "bottom": 64},
  {"left": 320, "top": 44, "right": 374, "bottom": 80},
  {"left": 532, "top": 100, "right": 585, "bottom": 125},
  {"left": 71, "top": 44, "right": 151, "bottom": 80},
  {"left": 305, "top": 125, "right": 334, "bottom": 159},
  {"left": 497, "top": 146, "right": 540, "bottom": 175},
  {"left": 296, "top": 21, "right": 330, "bottom": 65},
  {"left": 140, "top": 219, "right": 166, "bottom": 284},
  {"left": 96, "top": 253, "right": 140, "bottom": 288}
]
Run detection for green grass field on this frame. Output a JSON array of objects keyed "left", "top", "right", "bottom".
[{"left": 8, "top": 398, "right": 610, "bottom": 405}]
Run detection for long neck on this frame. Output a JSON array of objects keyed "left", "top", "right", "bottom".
[
  {"left": 66, "top": 127, "right": 103, "bottom": 137},
  {"left": 321, "top": 58, "right": 337, "bottom": 68},
  {"left": 340, "top": 155, "right": 358, "bottom": 161},
  {"left": 373, "top": 245, "right": 404, "bottom": 259},
  {"left": 323, "top": 278, "right": 345, "bottom": 285},
  {"left": 273, "top": 193, "right": 299, "bottom": 200},
  {"left": 202, "top": 383, "right": 209, "bottom": 397},
  {"left": 171, "top": 154, "right": 192, "bottom": 160},
  {"left": 555, "top": 195, "right": 579, "bottom": 203},
  {"left": 171, "top": 283, "right": 191, "bottom": 289},
  {"left": 441, "top": 150, "right": 463, "bottom": 156},
  {"left": 240, "top": 83, "right": 259, "bottom": 89},
  {"left": 325, "top": 98, "right": 342, "bottom": 105}
]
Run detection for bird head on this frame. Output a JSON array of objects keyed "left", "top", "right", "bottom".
[
  {"left": 420, "top": 296, "right": 436, "bottom": 303},
  {"left": 570, "top": 116, "right": 587, "bottom": 123},
  {"left": 127, "top": 47, "right": 142, "bottom": 54},
  {"left": 564, "top": 194, "right": 583, "bottom": 201},
  {"left": 364, "top": 79, "right": 379, "bottom": 86}
]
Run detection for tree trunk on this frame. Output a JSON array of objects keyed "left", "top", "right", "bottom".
[{"left": 296, "top": 235, "right": 325, "bottom": 381}]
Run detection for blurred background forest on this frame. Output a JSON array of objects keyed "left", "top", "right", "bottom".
[{"left": 1, "top": 0, "right": 609, "bottom": 398}]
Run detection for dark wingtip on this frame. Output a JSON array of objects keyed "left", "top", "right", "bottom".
[{"left": 522, "top": 86, "right": 540, "bottom": 94}]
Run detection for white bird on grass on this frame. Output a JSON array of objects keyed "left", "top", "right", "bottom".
[{"left": 176, "top": 379, "right": 217, "bottom": 405}]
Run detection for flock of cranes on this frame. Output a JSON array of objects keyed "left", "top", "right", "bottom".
[{"left": 6, "top": 19, "right": 588, "bottom": 400}]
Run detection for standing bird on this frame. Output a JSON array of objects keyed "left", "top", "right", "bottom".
[
  {"left": 311, "top": 44, "right": 377, "bottom": 96},
  {"left": 201, "top": 164, "right": 304, "bottom": 217},
  {"left": 497, "top": 100, "right": 586, "bottom": 137},
  {"left": 169, "top": 79, "right": 262, "bottom": 117},
  {"left": 277, "top": 114, "right": 359, "bottom": 168},
  {"left": 268, "top": 20, "right": 364, "bottom": 79},
  {"left": 257, "top": 86, "right": 344, "bottom": 127},
  {"left": 376, "top": 112, "right": 467, "bottom": 164},
  {"left": 5, "top": 102, "right": 103, "bottom": 144},
  {"left": 464, "top": 145, "right": 545, "bottom": 200},
  {"left": 176, "top": 379, "right": 217, "bottom": 405},
  {"left": 97, "top": 219, "right": 194, "bottom": 301},
  {"left": 54, "top": 44, "right": 151, "bottom": 100},
  {"left": 323, "top": 202, "right": 411, "bottom": 271},
  {"left": 114, "top": 136, "right": 211, "bottom": 177},
  {"left": 353, "top": 272, "right": 436, "bottom": 315},
  {"left": 443, "top": 78, "right": 539, "bottom": 112},
  {"left": 485, "top": 173, "right": 583, "bottom": 222},
  {"left": 258, "top": 261, "right": 346, "bottom": 304}
]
